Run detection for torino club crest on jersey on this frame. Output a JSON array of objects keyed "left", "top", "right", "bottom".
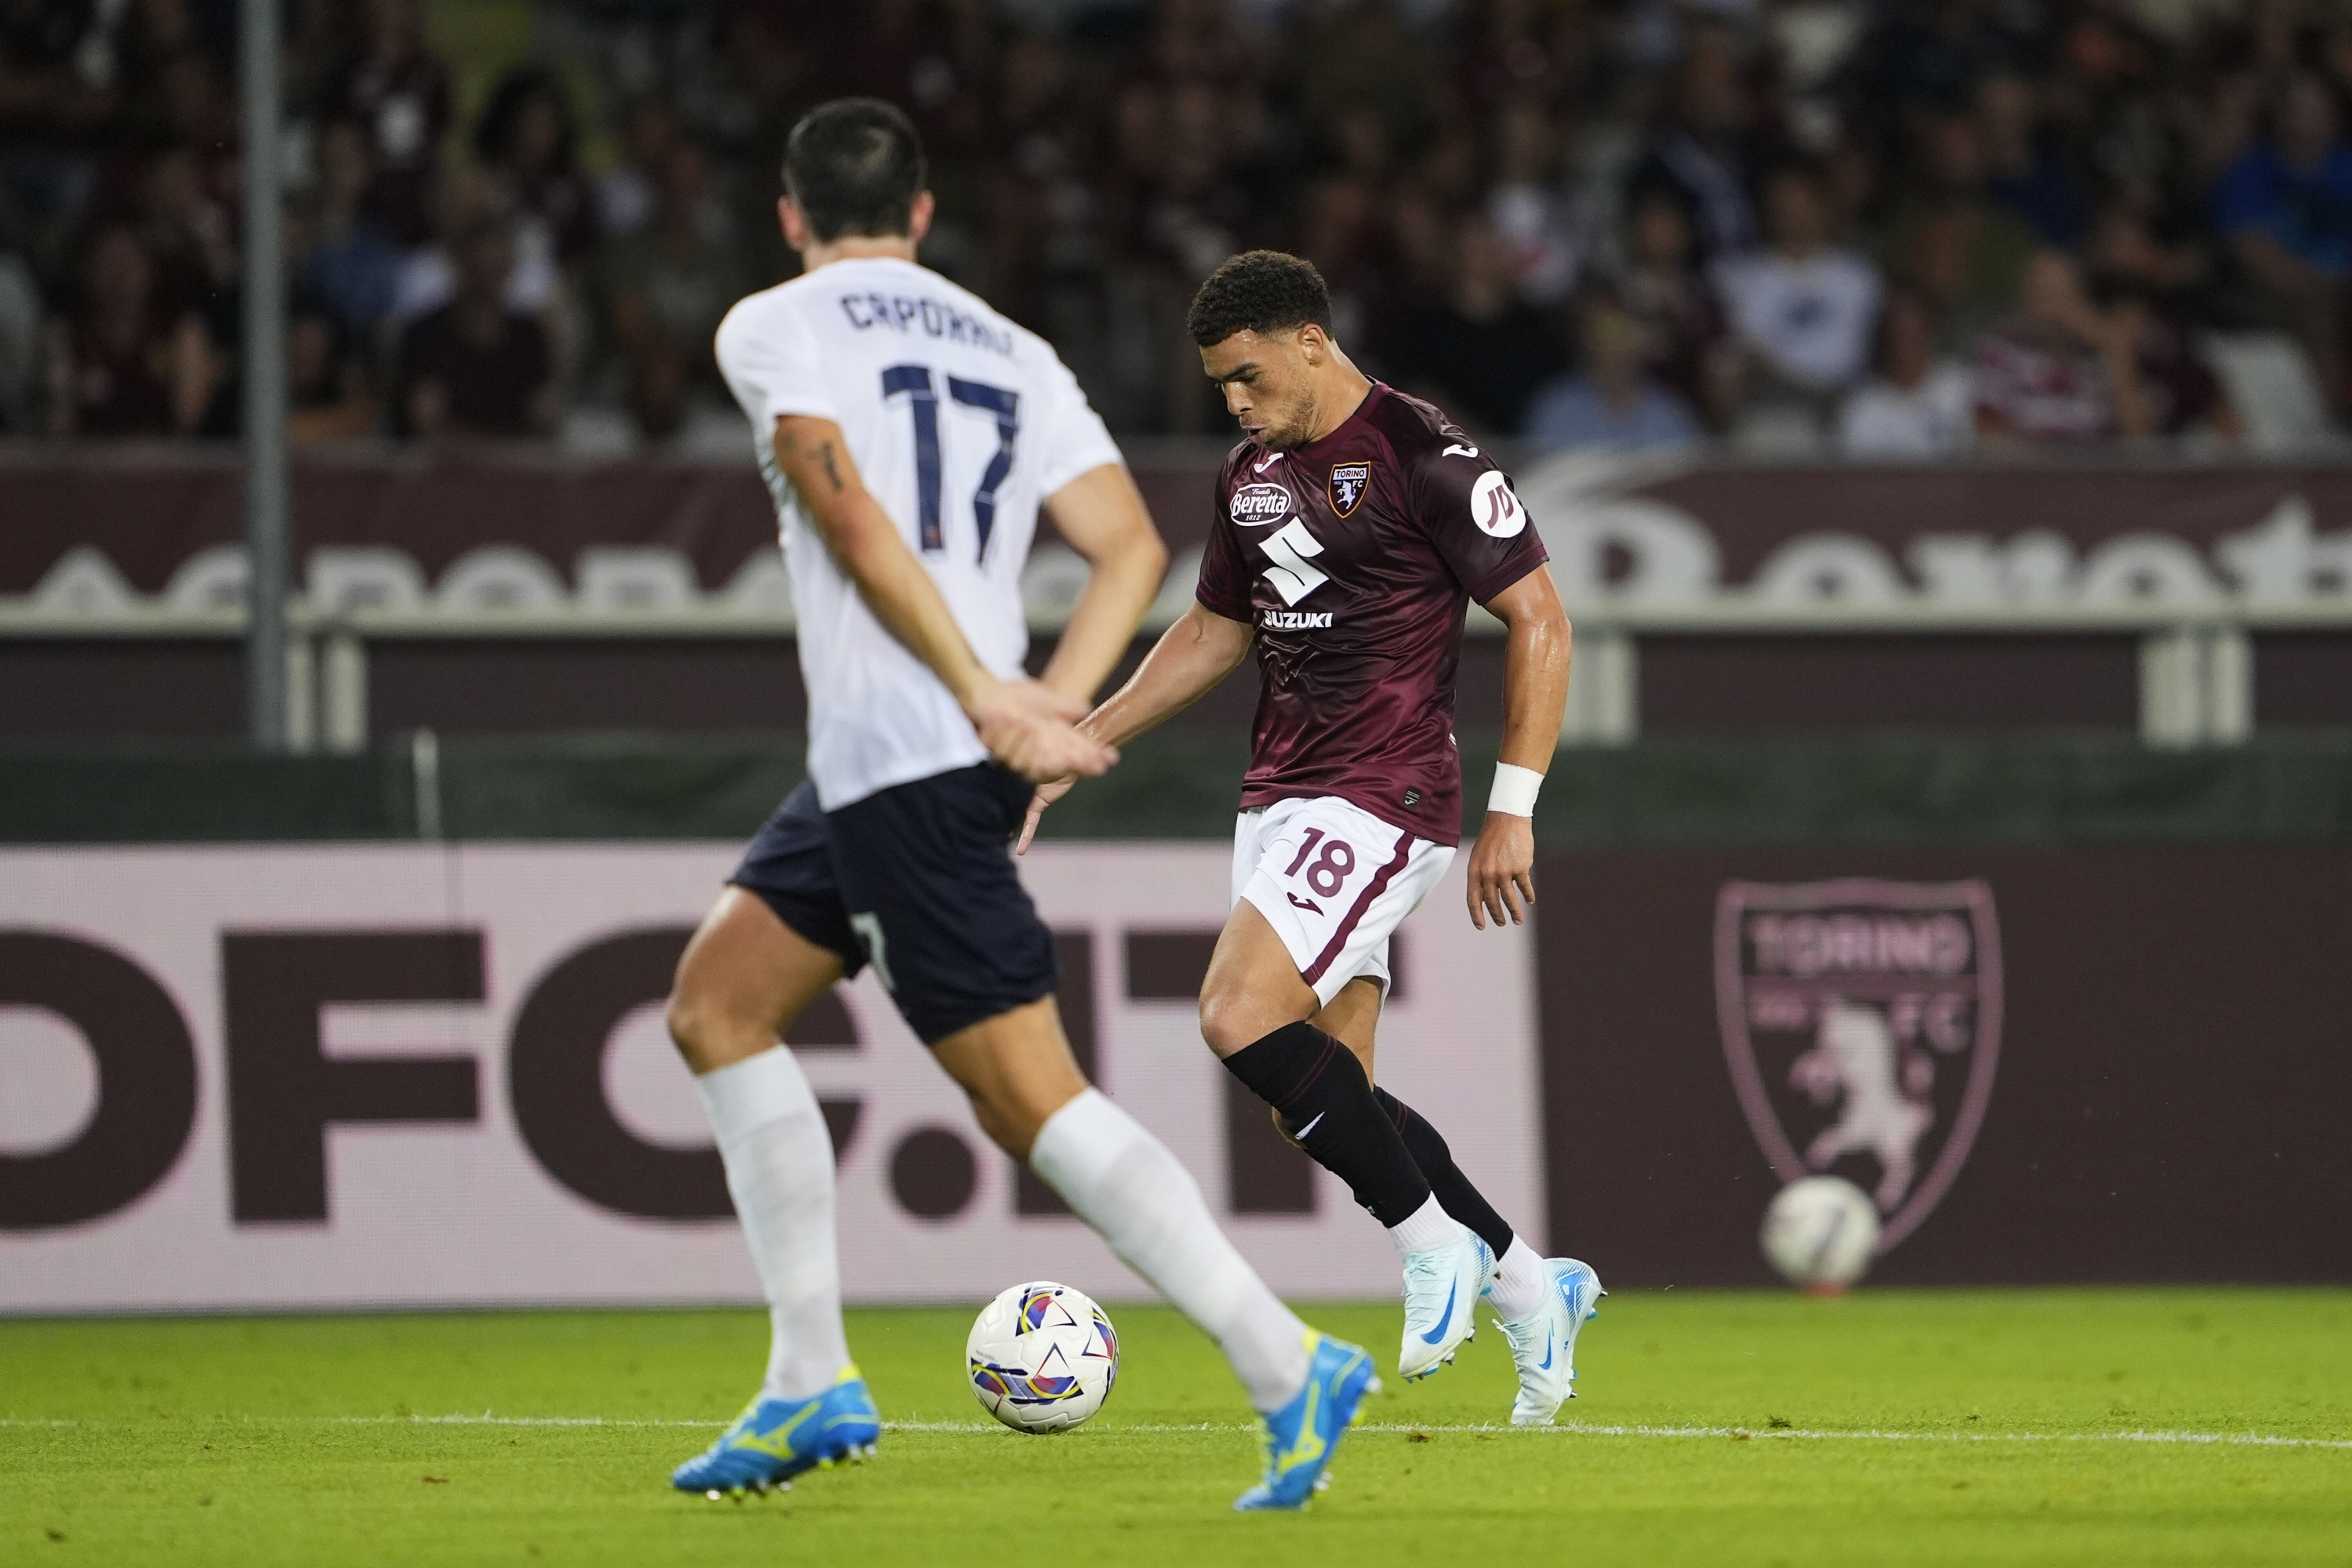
[
  {"left": 1328, "top": 462, "right": 1371, "bottom": 516},
  {"left": 1715, "top": 880, "right": 2003, "bottom": 1255}
]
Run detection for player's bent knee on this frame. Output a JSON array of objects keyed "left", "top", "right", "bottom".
[{"left": 665, "top": 988, "right": 765, "bottom": 1075}]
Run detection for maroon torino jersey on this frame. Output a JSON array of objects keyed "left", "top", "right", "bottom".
[{"left": 1195, "top": 383, "right": 1548, "bottom": 846}]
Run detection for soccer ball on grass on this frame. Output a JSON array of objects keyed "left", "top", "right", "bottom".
[
  {"left": 1760, "top": 1175, "right": 1880, "bottom": 1294},
  {"left": 967, "top": 1281, "right": 1120, "bottom": 1432}
]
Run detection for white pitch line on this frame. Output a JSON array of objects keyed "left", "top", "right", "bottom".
[{"left": 2, "top": 1415, "right": 2347, "bottom": 1450}]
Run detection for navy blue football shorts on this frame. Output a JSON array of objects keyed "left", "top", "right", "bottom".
[{"left": 728, "top": 763, "right": 1058, "bottom": 1045}]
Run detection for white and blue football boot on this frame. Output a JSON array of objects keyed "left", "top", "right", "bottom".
[
  {"left": 1397, "top": 1225, "right": 1493, "bottom": 1381},
  {"left": 670, "top": 1367, "right": 881, "bottom": 1498},
  {"left": 1496, "top": 1258, "right": 1605, "bottom": 1425},
  {"left": 1234, "top": 1332, "right": 1380, "bottom": 1512}
]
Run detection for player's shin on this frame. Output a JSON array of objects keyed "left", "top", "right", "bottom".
[
  {"left": 1221, "top": 1022, "right": 1434, "bottom": 1234},
  {"left": 1374, "top": 1087, "right": 1547, "bottom": 1318},
  {"left": 695, "top": 1048, "right": 853, "bottom": 1401},
  {"left": 1028, "top": 1088, "right": 1312, "bottom": 1411}
]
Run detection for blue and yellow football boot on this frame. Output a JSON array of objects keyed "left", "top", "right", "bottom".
[
  {"left": 1233, "top": 1333, "right": 1380, "bottom": 1512},
  {"left": 670, "top": 1367, "right": 880, "bottom": 1498}
]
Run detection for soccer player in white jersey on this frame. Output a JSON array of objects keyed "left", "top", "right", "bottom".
[
  {"left": 664, "top": 100, "right": 1377, "bottom": 1512},
  {"left": 1022, "top": 252, "right": 1601, "bottom": 1424}
]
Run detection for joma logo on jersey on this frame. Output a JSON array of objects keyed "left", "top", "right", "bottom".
[
  {"left": 1261, "top": 610, "right": 1333, "bottom": 630},
  {"left": 1230, "top": 482, "right": 1292, "bottom": 526},
  {"left": 1328, "top": 463, "right": 1370, "bottom": 517}
]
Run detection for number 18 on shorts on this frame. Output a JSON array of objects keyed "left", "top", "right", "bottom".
[{"left": 1231, "top": 796, "right": 1456, "bottom": 1007}]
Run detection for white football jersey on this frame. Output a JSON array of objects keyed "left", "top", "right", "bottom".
[{"left": 717, "top": 256, "right": 1123, "bottom": 810}]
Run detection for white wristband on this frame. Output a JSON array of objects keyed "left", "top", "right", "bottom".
[{"left": 1487, "top": 763, "right": 1543, "bottom": 817}]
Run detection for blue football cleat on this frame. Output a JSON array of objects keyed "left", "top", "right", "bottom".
[
  {"left": 1398, "top": 1225, "right": 1493, "bottom": 1381},
  {"left": 670, "top": 1367, "right": 880, "bottom": 1498},
  {"left": 1234, "top": 1333, "right": 1380, "bottom": 1512},
  {"left": 1497, "top": 1258, "right": 1605, "bottom": 1425}
]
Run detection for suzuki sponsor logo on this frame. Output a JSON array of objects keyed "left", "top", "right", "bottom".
[
  {"left": 1229, "top": 482, "right": 1293, "bottom": 527},
  {"left": 1261, "top": 610, "right": 1333, "bottom": 630},
  {"left": 1715, "top": 879, "right": 2002, "bottom": 1254}
]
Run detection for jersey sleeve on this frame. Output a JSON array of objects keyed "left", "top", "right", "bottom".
[
  {"left": 1030, "top": 352, "right": 1127, "bottom": 497},
  {"left": 1192, "top": 461, "right": 1256, "bottom": 622},
  {"left": 1413, "top": 447, "right": 1549, "bottom": 603},
  {"left": 713, "top": 296, "right": 839, "bottom": 430}
]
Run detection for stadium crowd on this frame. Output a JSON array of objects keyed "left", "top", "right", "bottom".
[{"left": 0, "top": 0, "right": 2347, "bottom": 452}]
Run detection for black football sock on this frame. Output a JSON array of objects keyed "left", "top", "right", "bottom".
[
  {"left": 1374, "top": 1087, "right": 1516, "bottom": 1261},
  {"left": 1220, "top": 1021, "right": 1432, "bottom": 1226}
]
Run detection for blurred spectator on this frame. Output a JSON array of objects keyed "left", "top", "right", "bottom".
[
  {"left": 600, "top": 141, "right": 748, "bottom": 438},
  {"left": 42, "top": 224, "right": 214, "bottom": 437},
  {"left": 1882, "top": 112, "right": 2037, "bottom": 350},
  {"left": 1976, "top": 73, "right": 2087, "bottom": 249},
  {"left": 2212, "top": 74, "right": 2352, "bottom": 405},
  {"left": 1377, "top": 210, "right": 1564, "bottom": 437},
  {"left": 332, "top": 0, "right": 449, "bottom": 248},
  {"left": 1615, "top": 184, "right": 1736, "bottom": 430},
  {"left": 0, "top": 245, "right": 37, "bottom": 430},
  {"left": 2083, "top": 199, "right": 2212, "bottom": 327},
  {"left": 299, "top": 117, "right": 400, "bottom": 351},
  {"left": 1971, "top": 251, "right": 2233, "bottom": 445},
  {"left": 1523, "top": 292, "right": 1700, "bottom": 452},
  {"left": 394, "top": 217, "right": 554, "bottom": 440},
  {"left": 1632, "top": 20, "right": 1762, "bottom": 262},
  {"left": 1713, "top": 164, "right": 1882, "bottom": 401},
  {"left": 0, "top": 0, "right": 122, "bottom": 153},
  {"left": 1486, "top": 98, "right": 1582, "bottom": 307},
  {"left": 1838, "top": 291, "right": 1973, "bottom": 457},
  {"left": 286, "top": 291, "right": 374, "bottom": 446},
  {"left": 474, "top": 66, "right": 599, "bottom": 268},
  {"left": 597, "top": 96, "right": 684, "bottom": 244}
]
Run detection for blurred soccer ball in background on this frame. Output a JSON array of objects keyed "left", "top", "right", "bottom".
[
  {"left": 1761, "top": 1176, "right": 1880, "bottom": 1294},
  {"left": 967, "top": 1281, "right": 1120, "bottom": 1432}
]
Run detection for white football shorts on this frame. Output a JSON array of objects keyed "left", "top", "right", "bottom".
[{"left": 1231, "top": 794, "right": 1456, "bottom": 1008}]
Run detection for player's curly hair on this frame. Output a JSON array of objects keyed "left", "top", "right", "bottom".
[{"left": 1186, "top": 251, "right": 1334, "bottom": 347}]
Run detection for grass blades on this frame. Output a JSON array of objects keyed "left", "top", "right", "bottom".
[{"left": 4, "top": 1289, "right": 2349, "bottom": 1566}]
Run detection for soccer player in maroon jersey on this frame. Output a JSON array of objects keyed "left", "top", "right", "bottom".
[{"left": 1020, "top": 251, "right": 1602, "bottom": 1423}]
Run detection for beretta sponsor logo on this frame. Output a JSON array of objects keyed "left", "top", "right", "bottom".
[
  {"left": 1261, "top": 610, "right": 1332, "bottom": 630},
  {"left": 1229, "top": 482, "right": 1292, "bottom": 527},
  {"left": 1715, "top": 879, "right": 2002, "bottom": 1256}
]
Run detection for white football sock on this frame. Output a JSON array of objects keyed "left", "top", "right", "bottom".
[
  {"left": 1029, "top": 1089, "right": 1311, "bottom": 1412},
  {"left": 695, "top": 1048, "right": 852, "bottom": 1403},
  {"left": 1490, "top": 1237, "right": 1548, "bottom": 1320},
  {"left": 1388, "top": 1192, "right": 1461, "bottom": 1257}
]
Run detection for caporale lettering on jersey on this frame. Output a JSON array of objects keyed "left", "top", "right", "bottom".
[
  {"left": 1261, "top": 609, "right": 1333, "bottom": 630},
  {"left": 837, "top": 292, "right": 1014, "bottom": 355}
]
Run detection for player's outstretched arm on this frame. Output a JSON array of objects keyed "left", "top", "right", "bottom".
[
  {"left": 1016, "top": 601, "right": 1254, "bottom": 854},
  {"left": 768, "top": 413, "right": 1116, "bottom": 784},
  {"left": 1036, "top": 462, "right": 1170, "bottom": 706},
  {"left": 1467, "top": 564, "right": 1572, "bottom": 930}
]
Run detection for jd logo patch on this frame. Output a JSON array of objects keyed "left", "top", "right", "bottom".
[
  {"left": 1328, "top": 463, "right": 1370, "bottom": 517},
  {"left": 1715, "top": 879, "right": 2003, "bottom": 1257}
]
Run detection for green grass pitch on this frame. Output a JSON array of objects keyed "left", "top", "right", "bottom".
[{"left": 5, "top": 1289, "right": 2349, "bottom": 1566}]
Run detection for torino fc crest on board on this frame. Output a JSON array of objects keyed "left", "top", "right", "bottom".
[
  {"left": 1714, "top": 880, "right": 2002, "bottom": 1254},
  {"left": 1328, "top": 463, "right": 1370, "bottom": 517}
]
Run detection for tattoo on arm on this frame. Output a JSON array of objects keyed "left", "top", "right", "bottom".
[{"left": 818, "top": 443, "right": 844, "bottom": 492}]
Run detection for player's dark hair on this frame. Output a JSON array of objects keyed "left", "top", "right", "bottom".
[
  {"left": 783, "top": 98, "right": 925, "bottom": 243},
  {"left": 1187, "top": 250, "right": 1334, "bottom": 347}
]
